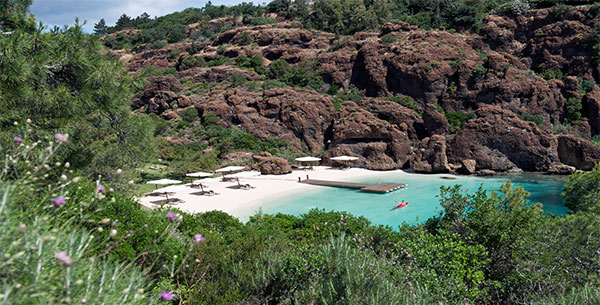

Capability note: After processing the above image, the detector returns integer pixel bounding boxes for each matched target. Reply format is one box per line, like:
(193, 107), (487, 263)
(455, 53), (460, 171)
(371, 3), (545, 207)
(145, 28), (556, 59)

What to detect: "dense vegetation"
(1, 2), (599, 304)
(2, 125), (600, 304)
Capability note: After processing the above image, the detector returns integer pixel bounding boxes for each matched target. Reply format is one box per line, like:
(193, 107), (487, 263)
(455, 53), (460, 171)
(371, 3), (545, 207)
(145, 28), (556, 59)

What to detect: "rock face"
(132, 76), (183, 116)
(120, 6), (600, 173)
(556, 135), (600, 170)
(326, 103), (413, 170)
(422, 104), (448, 136)
(458, 159), (477, 175)
(251, 152), (292, 175)
(547, 164), (576, 175)
(411, 135), (450, 173)
(447, 105), (558, 172)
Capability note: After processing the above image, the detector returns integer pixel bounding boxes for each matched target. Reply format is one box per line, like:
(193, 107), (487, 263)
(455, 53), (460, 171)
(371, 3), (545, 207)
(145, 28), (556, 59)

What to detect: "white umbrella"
(215, 166), (246, 173)
(146, 179), (182, 185)
(295, 156), (321, 170)
(330, 156), (359, 161)
(295, 156), (322, 162)
(226, 171), (261, 188)
(215, 166), (246, 181)
(186, 171), (213, 188)
(185, 171), (214, 178)
(146, 179), (182, 202)
(226, 171), (261, 178)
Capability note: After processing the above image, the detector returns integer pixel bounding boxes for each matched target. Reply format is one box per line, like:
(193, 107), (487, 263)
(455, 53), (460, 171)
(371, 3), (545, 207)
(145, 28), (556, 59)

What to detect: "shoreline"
(138, 166), (414, 219)
(137, 167), (569, 221)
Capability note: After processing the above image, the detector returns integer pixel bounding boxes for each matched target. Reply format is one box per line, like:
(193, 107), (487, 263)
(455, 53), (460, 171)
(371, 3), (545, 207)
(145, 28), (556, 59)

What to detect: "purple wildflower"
(193, 234), (204, 244)
(97, 184), (105, 192)
(51, 197), (66, 207)
(13, 137), (22, 143)
(55, 133), (68, 143)
(166, 212), (175, 221)
(160, 291), (173, 301)
(55, 251), (75, 266)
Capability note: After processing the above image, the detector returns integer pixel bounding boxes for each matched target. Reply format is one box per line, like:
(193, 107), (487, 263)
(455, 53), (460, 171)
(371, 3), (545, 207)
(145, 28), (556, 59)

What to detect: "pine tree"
(93, 18), (108, 35)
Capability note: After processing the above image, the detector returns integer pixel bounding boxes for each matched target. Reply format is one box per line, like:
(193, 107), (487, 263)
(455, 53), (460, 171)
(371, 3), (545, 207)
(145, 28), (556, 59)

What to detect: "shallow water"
(261, 172), (568, 230)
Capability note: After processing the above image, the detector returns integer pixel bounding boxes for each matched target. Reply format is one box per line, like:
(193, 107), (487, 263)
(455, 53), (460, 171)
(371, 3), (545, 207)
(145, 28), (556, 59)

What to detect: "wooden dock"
(299, 179), (406, 193)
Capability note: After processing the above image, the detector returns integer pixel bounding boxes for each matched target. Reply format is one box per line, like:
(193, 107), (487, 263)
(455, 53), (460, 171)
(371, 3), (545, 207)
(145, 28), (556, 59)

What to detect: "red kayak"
(393, 201), (408, 209)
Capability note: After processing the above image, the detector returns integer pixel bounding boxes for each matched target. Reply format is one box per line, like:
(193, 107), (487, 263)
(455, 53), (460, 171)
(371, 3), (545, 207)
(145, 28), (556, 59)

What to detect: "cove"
(261, 172), (569, 229)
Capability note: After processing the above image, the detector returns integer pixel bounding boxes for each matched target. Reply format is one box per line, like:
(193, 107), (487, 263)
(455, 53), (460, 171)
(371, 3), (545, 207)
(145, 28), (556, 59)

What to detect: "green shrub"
(148, 40), (167, 50)
(238, 32), (252, 45)
(262, 79), (288, 90)
(168, 49), (182, 62)
(180, 107), (199, 123)
(180, 55), (206, 70)
(564, 97), (582, 124)
(473, 64), (487, 77)
(381, 96), (418, 110)
(519, 113), (544, 127)
(445, 111), (476, 133)
(381, 34), (397, 44)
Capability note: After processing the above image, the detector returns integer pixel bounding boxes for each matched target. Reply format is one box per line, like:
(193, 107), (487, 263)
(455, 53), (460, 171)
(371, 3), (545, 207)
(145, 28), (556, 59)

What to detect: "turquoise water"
(262, 173), (569, 229)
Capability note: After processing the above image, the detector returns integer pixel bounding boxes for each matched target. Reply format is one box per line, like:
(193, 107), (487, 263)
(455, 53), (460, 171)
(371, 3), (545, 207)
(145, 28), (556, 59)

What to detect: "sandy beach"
(138, 166), (412, 219)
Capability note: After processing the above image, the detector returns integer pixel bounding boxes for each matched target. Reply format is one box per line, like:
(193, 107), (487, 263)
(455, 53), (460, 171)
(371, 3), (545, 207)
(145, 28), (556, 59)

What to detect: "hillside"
(108, 5), (600, 175)
(1, 1), (600, 304)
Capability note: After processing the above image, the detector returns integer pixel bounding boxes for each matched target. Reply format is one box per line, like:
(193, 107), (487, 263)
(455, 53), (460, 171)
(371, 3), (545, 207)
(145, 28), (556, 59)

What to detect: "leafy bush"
(0, 25), (156, 186)
(261, 79), (287, 90)
(473, 64), (488, 77)
(564, 97), (582, 124)
(180, 107), (199, 123)
(445, 111), (476, 133)
(238, 32), (252, 45)
(180, 55), (206, 70)
(519, 113), (544, 127)
(562, 163), (600, 212)
(381, 34), (397, 44)
(385, 96), (419, 110)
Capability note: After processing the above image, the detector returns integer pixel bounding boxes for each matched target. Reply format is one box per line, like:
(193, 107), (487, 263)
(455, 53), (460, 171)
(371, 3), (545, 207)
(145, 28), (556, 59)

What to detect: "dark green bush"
(519, 113), (544, 127)
(564, 97), (582, 124)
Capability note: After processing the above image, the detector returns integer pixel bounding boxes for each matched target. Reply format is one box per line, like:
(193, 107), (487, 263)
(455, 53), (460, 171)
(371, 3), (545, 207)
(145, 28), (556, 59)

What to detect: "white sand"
(138, 166), (414, 219)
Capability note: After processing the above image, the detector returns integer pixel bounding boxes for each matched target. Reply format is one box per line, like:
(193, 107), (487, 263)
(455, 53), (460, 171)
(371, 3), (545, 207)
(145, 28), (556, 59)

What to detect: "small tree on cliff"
(93, 18), (108, 35)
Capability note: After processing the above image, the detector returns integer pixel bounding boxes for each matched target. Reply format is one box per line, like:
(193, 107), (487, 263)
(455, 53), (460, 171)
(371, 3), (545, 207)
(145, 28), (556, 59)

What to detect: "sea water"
(261, 172), (568, 229)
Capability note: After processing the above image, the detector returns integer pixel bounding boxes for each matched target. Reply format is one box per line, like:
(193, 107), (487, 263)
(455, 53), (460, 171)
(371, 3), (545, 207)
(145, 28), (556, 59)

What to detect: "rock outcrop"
(556, 135), (600, 171)
(447, 105), (558, 172)
(251, 152), (292, 175)
(119, 6), (600, 173)
(411, 135), (450, 173)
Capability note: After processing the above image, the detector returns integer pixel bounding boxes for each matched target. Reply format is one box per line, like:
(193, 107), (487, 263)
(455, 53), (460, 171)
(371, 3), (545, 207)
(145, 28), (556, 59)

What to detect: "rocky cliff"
(123, 6), (600, 174)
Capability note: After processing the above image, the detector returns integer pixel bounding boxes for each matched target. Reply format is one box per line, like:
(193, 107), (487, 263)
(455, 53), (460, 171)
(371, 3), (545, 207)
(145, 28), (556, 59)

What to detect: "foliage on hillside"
(0, 22), (157, 187)
(2, 132), (600, 304)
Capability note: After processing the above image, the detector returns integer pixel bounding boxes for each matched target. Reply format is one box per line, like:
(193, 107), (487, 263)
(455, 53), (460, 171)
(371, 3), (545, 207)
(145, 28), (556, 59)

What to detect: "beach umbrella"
(330, 155), (359, 169)
(295, 156), (322, 162)
(215, 166), (246, 173)
(330, 156), (359, 161)
(226, 171), (261, 187)
(191, 180), (207, 192)
(146, 179), (182, 202)
(186, 171), (213, 188)
(185, 171), (213, 178)
(215, 166), (246, 180)
(295, 156), (321, 170)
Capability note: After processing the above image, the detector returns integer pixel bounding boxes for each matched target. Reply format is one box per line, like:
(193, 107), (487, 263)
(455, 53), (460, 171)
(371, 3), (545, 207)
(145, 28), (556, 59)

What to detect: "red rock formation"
(447, 105), (558, 172)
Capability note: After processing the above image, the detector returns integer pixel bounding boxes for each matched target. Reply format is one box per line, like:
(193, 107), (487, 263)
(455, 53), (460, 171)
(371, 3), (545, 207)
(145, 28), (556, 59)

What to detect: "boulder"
(422, 103), (448, 136)
(556, 135), (600, 170)
(547, 164), (577, 175)
(459, 159), (477, 175)
(410, 135), (450, 173)
(447, 105), (558, 172)
(251, 152), (292, 175)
